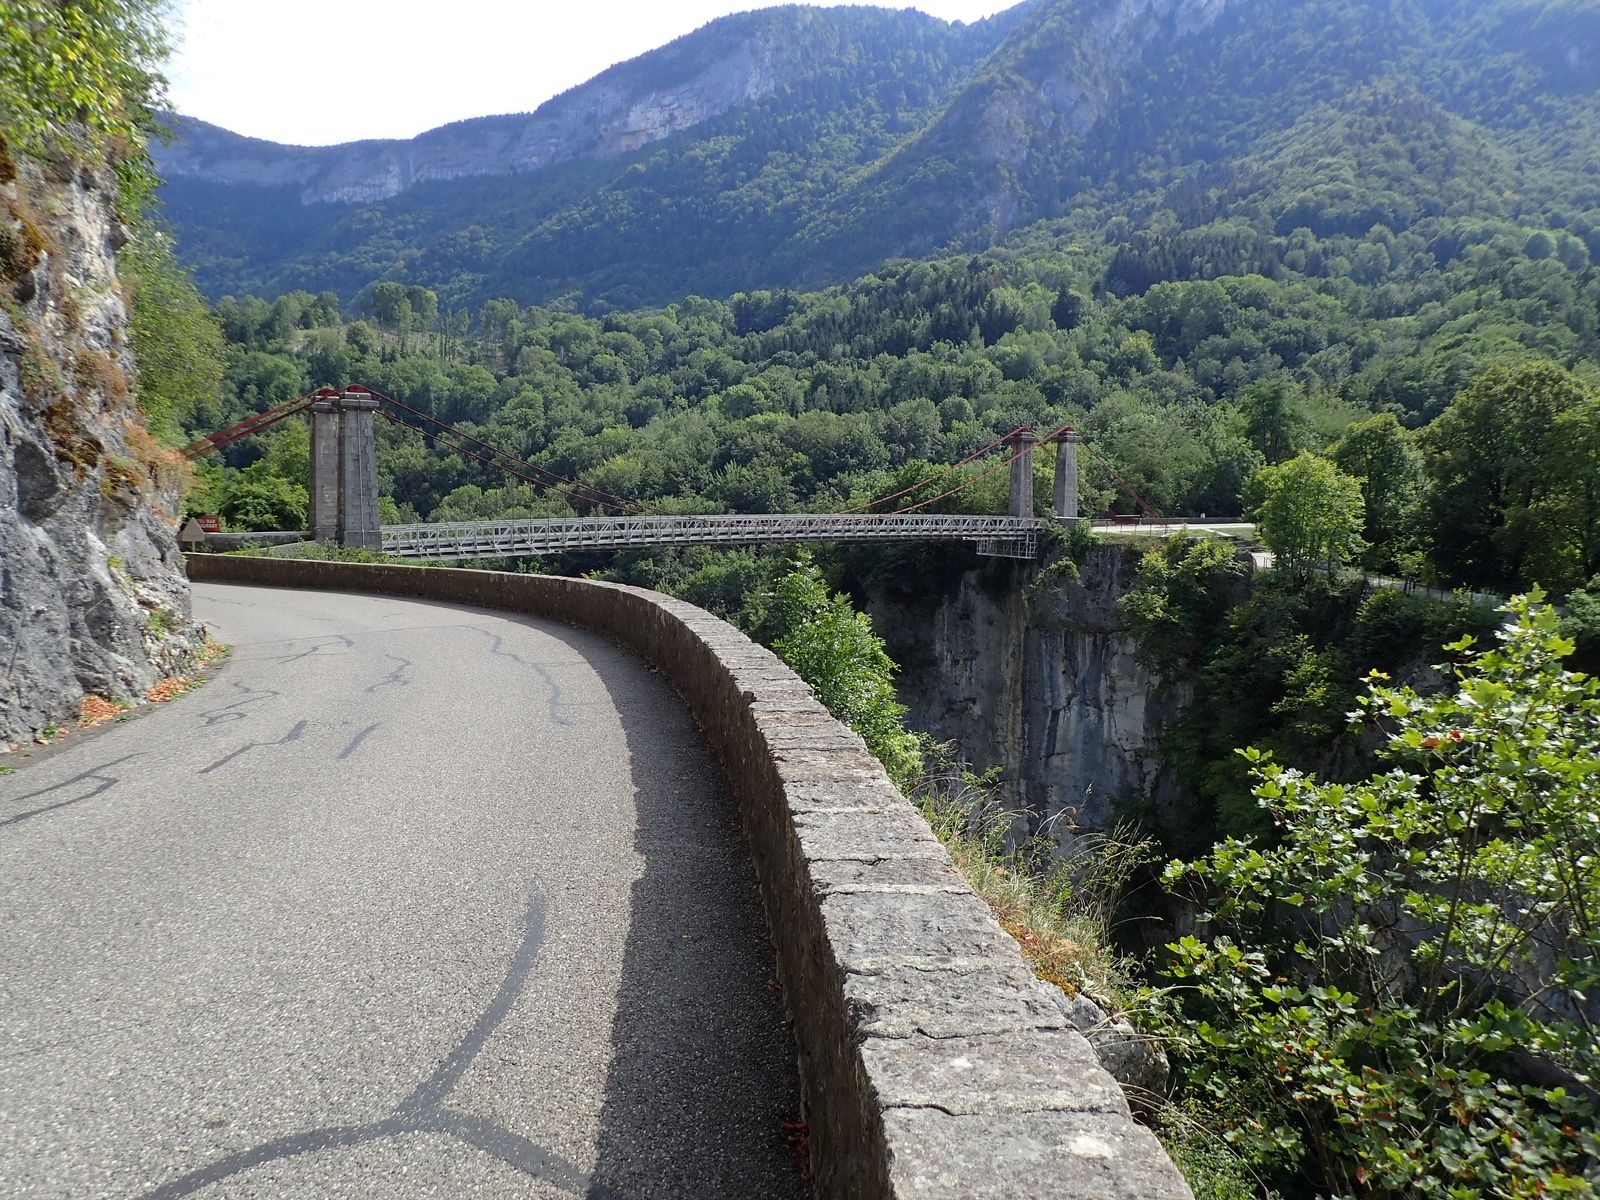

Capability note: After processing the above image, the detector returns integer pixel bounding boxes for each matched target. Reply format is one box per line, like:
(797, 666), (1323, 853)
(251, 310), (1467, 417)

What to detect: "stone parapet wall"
(185, 554), (1191, 1199)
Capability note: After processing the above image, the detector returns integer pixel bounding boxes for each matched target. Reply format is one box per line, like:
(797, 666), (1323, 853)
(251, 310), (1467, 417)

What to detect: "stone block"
(772, 744), (886, 783)
(844, 961), (1067, 1040)
(822, 888), (1019, 971)
(809, 856), (969, 897)
(863, 1030), (1130, 1118)
(883, 1109), (1193, 1199)
(763, 724), (869, 752)
(792, 805), (945, 864)
(784, 777), (904, 814)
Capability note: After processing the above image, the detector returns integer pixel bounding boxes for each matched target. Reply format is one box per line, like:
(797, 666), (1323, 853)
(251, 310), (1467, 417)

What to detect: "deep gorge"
(866, 541), (1194, 844)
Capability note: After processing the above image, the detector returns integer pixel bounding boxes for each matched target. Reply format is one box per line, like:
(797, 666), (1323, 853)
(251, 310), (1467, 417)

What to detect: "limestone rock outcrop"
(156, 16), (796, 206)
(1, 150), (202, 746)
(868, 545), (1197, 846)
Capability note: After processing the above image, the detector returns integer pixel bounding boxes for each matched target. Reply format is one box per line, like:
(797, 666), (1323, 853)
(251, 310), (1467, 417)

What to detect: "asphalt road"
(0, 583), (806, 1199)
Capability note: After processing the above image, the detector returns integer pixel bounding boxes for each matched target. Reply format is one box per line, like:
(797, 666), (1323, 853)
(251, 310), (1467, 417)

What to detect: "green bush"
(0, 0), (170, 205)
(1119, 536), (1247, 673)
(1155, 593), (1600, 1197)
(761, 554), (925, 789)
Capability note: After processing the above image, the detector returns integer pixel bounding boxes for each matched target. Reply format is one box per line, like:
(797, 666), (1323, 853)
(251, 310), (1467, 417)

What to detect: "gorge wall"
(865, 542), (1213, 845)
(0, 149), (202, 746)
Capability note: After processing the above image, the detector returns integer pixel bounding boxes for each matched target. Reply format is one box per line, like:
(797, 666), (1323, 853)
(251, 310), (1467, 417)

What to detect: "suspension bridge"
(183, 384), (1240, 561)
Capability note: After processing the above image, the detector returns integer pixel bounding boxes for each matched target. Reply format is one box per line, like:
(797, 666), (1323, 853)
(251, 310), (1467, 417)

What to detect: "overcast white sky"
(168, 0), (1019, 146)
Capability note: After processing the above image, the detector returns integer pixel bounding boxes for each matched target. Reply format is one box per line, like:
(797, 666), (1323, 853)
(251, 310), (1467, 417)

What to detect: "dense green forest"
(186, 204), (1600, 601)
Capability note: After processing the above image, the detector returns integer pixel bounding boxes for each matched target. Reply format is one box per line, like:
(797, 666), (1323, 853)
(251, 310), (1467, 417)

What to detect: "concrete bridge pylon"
(1008, 428), (1040, 519)
(1053, 429), (1083, 521)
(308, 386), (382, 550)
(1010, 426), (1084, 522)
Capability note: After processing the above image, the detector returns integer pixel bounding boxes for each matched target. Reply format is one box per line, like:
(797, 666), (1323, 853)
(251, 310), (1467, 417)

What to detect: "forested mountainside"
(156, 0), (1600, 311)
(154, 4), (1014, 307)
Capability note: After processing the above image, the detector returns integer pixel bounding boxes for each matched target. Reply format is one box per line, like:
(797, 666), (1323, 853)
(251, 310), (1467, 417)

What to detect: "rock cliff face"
(1, 150), (202, 746)
(158, 12), (811, 206)
(956, 0), (1241, 232)
(866, 544), (1195, 845)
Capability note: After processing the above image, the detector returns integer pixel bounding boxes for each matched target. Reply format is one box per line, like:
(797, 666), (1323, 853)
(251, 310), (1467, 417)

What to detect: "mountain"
(155, 5), (1015, 306)
(156, 0), (1600, 310)
(788, 0), (1600, 275)
(160, 6), (1010, 207)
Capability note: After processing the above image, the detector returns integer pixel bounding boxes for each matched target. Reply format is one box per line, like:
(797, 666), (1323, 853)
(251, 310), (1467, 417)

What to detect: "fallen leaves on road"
(78, 696), (127, 728)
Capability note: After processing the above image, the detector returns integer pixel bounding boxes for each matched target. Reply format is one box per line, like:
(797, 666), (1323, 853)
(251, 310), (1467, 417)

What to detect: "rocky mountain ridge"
(157, 5), (983, 206)
(153, 0), (1600, 309)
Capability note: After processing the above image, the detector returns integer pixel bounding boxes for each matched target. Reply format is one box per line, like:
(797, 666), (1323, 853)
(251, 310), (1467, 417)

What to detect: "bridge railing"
(381, 513), (1043, 560)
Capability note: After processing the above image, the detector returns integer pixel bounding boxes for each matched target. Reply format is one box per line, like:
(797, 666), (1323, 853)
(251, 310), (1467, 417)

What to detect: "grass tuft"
(909, 749), (1149, 1014)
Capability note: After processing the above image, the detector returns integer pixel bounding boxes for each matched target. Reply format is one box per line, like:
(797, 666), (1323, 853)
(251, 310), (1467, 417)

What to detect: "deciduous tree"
(1247, 452), (1365, 579)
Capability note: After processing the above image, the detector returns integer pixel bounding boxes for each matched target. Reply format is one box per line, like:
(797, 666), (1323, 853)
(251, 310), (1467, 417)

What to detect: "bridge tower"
(1008, 428), (1039, 519)
(308, 389), (341, 542)
(1051, 428), (1083, 520)
(307, 386), (382, 549)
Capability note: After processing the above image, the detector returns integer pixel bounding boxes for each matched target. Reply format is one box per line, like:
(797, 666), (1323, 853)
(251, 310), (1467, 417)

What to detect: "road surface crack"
(337, 723), (381, 761)
(467, 626), (572, 726)
(268, 635), (355, 665)
(138, 894), (626, 1198)
(364, 654), (413, 694)
(0, 755), (141, 829)
(195, 681), (280, 728)
(198, 721), (309, 776)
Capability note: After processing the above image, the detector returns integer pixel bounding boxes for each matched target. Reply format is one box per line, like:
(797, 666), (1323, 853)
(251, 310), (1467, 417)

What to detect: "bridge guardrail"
(184, 554), (1190, 1200)
(379, 513), (1042, 560)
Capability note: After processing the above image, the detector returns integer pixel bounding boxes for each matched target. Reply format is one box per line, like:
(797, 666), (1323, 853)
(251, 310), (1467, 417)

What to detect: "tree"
(1159, 595), (1600, 1197)
(1422, 362), (1599, 593)
(760, 558), (923, 788)
(1329, 412), (1422, 571)
(364, 282), (411, 331)
(218, 461), (308, 531)
(1247, 452), (1365, 579)
(1239, 379), (1308, 464)
(121, 226), (226, 438)
(0, 0), (169, 165)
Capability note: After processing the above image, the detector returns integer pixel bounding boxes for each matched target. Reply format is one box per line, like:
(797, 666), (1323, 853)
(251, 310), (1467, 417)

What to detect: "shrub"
(1156, 593), (1600, 1196)
(763, 555), (925, 788)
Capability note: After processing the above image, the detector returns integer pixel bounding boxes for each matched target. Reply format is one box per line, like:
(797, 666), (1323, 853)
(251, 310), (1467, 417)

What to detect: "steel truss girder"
(380, 513), (1043, 561)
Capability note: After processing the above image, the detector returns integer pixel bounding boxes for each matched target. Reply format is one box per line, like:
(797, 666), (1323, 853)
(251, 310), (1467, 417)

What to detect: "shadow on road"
(535, 624), (807, 1200)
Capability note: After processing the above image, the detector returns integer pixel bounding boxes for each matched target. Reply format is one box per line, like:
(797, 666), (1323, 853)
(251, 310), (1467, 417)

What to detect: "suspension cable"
(364, 386), (641, 514)
(375, 409), (619, 513)
(1105, 463), (1163, 519)
(839, 426), (1022, 514)
(181, 390), (325, 459)
(375, 391), (637, 514)
(890, 422), (1076, 515)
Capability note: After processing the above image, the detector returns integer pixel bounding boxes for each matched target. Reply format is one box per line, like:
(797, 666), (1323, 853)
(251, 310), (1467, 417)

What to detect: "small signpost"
(179, 517), (209, 553)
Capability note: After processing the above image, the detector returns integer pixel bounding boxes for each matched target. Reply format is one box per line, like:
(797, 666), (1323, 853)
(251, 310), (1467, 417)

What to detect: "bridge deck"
(380, 513), (1044, 561)
(199, 516), (1254, 561)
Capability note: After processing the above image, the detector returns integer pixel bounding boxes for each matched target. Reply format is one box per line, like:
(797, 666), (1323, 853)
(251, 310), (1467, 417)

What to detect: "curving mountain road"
(0, 583), (806, 1199)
